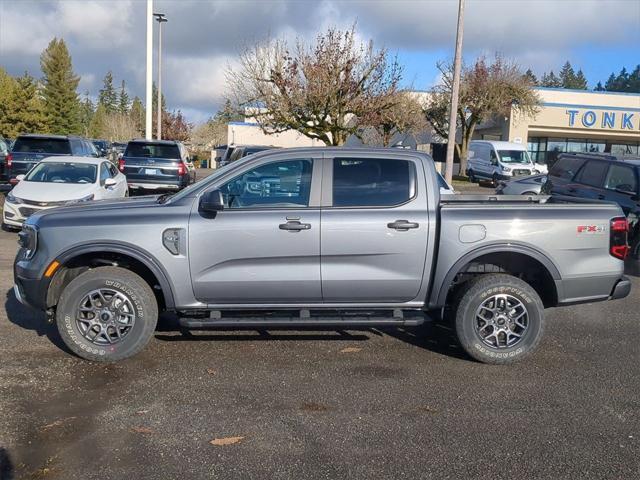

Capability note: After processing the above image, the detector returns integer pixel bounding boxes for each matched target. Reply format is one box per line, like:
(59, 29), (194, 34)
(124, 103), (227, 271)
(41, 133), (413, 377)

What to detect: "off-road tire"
(56, 267), (158, 362)
(453, 274), (545, 365)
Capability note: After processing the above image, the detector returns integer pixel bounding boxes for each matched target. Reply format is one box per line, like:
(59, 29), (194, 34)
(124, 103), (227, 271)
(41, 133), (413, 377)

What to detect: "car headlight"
(501, 166), (511, 173)
(6, 192), (24, 204)
(65, 194), (95, 205)
(18, 224), (38, 260)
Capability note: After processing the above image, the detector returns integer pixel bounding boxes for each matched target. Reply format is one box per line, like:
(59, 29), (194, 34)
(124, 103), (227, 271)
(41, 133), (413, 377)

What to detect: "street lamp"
(154, 12), (168, 140)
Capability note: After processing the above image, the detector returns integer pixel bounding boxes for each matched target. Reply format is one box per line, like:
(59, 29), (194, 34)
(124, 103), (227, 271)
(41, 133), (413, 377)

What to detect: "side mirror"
(104, 178), (117, 188)
(15, 174), (25, 182)
(199, 189), (225, 213)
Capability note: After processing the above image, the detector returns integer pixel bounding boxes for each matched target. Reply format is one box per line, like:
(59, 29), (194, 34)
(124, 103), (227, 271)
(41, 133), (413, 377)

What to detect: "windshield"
(125, 142), (180, 159)
(13, 137), (71, 154)
(25, 162), (97, 184)
(498, 150), (532, 164)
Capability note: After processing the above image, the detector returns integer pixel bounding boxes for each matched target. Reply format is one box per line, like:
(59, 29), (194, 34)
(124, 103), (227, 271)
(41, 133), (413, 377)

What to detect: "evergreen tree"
(40, 37), (82, 134)
(540, 70), (562, 87)
(99, 71), (118, 113)
(522, 69), (538, 86)
(0, 68), (19, 137)
(129, 96), (145, 136)
(89, 103), (107, 138)
(3, 72), (48, 137)
(559, 61), (577, 88)
(604, 72), (617, 91)
(594, 81), (605, 92)
(79, 91), (94, 137)
(628, 65), (640, 93)
(573, 69), (588, 90)
(118, 80), (130, 114)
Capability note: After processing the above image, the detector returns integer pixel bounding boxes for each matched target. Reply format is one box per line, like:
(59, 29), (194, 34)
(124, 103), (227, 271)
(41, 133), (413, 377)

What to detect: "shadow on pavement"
(154, 312), (466, 359)
(0, 448), (14, 480)
(624, 258), (640, 278)
(4, 289), (72, 354)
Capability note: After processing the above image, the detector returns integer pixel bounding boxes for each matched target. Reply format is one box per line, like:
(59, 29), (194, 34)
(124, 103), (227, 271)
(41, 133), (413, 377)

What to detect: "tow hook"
(46, 308), (56, 324)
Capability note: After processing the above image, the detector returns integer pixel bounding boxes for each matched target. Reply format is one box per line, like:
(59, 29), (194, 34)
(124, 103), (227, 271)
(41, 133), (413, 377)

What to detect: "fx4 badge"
(577, 225), (606, 234)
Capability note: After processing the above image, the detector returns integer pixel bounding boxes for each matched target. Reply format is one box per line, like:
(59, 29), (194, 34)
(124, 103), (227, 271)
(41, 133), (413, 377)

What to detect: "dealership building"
(226, 87), (639, 164)
(475, 87), (640, 164)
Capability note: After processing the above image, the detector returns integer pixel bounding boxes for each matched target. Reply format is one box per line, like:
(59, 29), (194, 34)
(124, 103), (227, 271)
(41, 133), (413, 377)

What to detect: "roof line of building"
(534, 86), (640, 97)
(541, 102), (640, 112)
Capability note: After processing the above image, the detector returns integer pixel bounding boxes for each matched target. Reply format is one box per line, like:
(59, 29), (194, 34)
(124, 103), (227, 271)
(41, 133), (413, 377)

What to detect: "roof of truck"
(469, 140), (527, 149)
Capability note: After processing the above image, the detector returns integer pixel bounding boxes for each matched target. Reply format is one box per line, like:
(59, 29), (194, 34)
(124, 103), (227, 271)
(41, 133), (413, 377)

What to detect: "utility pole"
(154, 13), (168, 140)
(444, 0), (465, 184)
(145, 0), (153, 140)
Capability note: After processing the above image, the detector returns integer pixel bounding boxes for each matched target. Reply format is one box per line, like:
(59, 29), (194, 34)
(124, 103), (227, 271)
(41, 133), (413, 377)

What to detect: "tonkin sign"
(566, 109), (639, 131)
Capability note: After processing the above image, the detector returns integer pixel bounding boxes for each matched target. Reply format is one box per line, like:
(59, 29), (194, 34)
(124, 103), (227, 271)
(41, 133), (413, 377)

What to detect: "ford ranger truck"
(13, 148), (631, 364)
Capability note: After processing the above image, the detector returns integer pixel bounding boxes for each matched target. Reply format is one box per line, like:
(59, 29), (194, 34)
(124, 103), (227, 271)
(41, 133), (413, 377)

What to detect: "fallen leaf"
(302, 402), (328, 412)
(41, 417), (76, 431)
(135, 410), (148, 415)
(340, 347), (362, 353)
(206, 368), (217, 375)
(131, 426), (154, 434)
(210, 436), (244, 446)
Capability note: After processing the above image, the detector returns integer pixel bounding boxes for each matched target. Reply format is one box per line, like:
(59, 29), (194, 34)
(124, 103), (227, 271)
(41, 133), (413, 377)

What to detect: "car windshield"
(125, 142), (180, 159)
(24, 162), (97, 184)
(498, 150), (531, 164)
(13, 137), (71, 154)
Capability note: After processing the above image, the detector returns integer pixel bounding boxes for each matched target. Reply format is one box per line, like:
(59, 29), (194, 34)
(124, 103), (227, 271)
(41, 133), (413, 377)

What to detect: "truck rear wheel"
(56, 267), (158, 362)
(453, 274), (545, 364)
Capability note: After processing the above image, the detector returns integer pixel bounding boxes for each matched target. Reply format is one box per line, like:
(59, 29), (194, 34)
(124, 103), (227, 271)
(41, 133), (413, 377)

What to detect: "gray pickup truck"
(14, 148), (631, 364)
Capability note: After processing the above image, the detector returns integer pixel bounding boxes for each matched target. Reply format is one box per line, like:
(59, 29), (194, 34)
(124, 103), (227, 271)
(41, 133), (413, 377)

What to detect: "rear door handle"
(597, 194), (605, 200)
(279, 220), (311, 232)
(387, 219), (419, 231)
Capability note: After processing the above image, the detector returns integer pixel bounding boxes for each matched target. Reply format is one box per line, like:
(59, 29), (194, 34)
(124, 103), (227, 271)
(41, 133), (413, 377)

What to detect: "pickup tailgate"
(432, 195), (627, 306)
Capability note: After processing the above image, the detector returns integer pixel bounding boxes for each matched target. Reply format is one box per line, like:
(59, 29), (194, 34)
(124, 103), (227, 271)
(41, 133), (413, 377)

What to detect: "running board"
(178, 309), (429, 329)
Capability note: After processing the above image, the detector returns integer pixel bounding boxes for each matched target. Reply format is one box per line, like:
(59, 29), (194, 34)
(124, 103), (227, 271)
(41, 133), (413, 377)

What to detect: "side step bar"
(178, 309), (429, 329)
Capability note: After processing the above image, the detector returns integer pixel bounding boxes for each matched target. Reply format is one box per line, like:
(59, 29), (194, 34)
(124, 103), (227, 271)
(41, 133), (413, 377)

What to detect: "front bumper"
(13, 273), (47, 310)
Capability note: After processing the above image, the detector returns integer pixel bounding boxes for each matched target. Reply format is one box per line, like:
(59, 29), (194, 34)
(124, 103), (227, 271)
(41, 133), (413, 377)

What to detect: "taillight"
(5, 153), (12, 167)
(610, 217), (629, 260)
(177, 161), (186, 176)
(118, 158), (125, 172)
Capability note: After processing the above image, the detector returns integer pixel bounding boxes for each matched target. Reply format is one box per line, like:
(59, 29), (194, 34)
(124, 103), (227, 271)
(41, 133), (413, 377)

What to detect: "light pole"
(145, 0), (153, 140)
(444, 0), (465, 184)
(154, 12), (167, 140)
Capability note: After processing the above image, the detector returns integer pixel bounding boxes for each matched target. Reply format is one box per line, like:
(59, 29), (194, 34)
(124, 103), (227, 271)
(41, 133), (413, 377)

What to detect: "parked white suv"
(466, 140), (546, 185)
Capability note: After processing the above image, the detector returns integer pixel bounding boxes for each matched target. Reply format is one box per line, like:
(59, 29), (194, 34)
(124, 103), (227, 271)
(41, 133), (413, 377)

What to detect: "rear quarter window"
(576, 160), (609, 188)
(549, 157), (585, 180)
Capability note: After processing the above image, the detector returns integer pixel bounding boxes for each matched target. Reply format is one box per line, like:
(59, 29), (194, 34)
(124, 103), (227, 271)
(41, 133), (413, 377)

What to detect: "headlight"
(18, 224), (38, 260)
(65, 194), (95, 205)
(502, 166), (511, 173)
(6, 192), (23, 204)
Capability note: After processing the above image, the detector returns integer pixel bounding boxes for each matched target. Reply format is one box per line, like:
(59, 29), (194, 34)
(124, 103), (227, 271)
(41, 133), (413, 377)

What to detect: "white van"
(466, 140), (546, 185)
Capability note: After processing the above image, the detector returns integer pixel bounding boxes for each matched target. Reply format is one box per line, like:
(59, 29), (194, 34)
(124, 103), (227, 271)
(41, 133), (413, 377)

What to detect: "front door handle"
(387, 219), (419, 231)
(279, 220), (311, 232)
(597, 194), (605, 200)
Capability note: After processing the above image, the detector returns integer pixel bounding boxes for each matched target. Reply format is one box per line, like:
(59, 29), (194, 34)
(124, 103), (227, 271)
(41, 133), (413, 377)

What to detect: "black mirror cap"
(199, 189), (225, 213)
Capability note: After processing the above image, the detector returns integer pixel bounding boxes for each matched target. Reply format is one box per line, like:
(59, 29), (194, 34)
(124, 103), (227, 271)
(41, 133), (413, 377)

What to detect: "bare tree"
(191, 119), (227, 149)
(424, 55), (541, 175)
(359, 91), (428, 147)
(227, 26), (402, 146)
(102, 112), (140, 142)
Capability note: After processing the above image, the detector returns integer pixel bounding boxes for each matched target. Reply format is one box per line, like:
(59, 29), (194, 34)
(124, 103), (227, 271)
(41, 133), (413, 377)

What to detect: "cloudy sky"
(1, 0), (639, 124)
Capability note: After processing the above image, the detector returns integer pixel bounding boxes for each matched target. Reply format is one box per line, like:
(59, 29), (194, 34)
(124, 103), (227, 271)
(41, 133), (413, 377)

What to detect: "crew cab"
(14, 148), (631, 364)
(119, 139), (195, 192)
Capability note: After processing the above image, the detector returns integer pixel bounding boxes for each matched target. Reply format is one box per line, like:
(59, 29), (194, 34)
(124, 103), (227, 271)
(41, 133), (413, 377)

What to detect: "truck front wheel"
(453, 274), (545, 364)
(56, 266), (158, 362)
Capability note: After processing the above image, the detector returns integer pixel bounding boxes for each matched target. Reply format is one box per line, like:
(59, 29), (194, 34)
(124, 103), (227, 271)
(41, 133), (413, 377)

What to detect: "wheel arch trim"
(54, 241), (176, 309)
(432, 243), (562, 307)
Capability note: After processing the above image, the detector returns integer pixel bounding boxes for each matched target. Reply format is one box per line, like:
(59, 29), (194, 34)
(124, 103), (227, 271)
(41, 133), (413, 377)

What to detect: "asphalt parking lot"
(0, 178), (639, 480)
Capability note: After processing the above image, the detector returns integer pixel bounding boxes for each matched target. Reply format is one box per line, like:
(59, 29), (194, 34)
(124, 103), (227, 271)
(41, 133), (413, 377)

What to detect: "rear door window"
(576, 160), (608, 188)
(550, 157), (585, 180)
(13, 137), (71, 154)
(125, 142), (180, 159)
(604, 164), (637, 193)
(332, 158), (415, 207)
